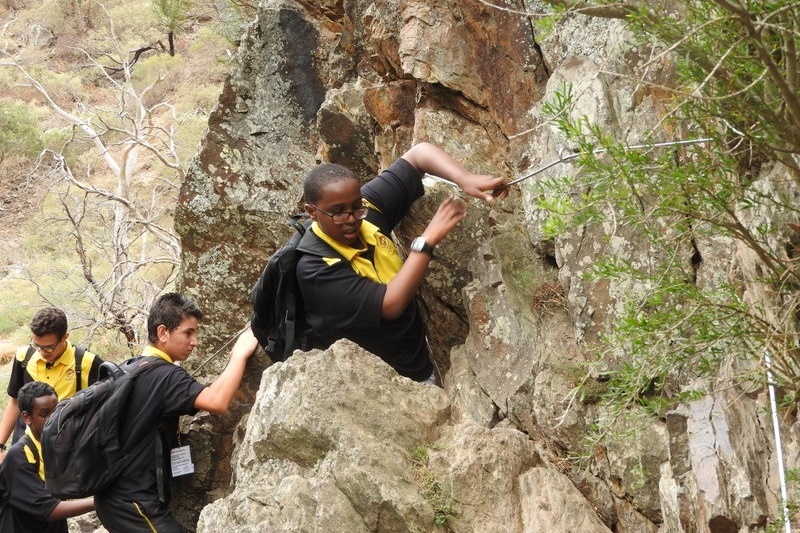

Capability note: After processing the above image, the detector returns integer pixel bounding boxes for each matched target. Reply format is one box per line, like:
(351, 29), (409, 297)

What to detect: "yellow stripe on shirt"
(23, 427), (45, 481)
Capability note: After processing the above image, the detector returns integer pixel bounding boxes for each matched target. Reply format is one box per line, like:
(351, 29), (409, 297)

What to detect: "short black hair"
(18, 381), (57, 414)
(303, 163), (357, 204)
(147, 293), (203, 343)
(30, 307), (68, 339)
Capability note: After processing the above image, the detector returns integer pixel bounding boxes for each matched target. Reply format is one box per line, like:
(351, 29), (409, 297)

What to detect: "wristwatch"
(410, 236), (435, 258)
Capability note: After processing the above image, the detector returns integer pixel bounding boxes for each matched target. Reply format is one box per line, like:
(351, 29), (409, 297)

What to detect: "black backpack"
(41, 357), (168, 499)
(250, 215), (311, 361)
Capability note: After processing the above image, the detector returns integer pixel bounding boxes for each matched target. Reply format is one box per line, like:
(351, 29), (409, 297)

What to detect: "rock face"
(198, 341), (451, 533)
(175, 0), (794, 531)
(197, 340), (616, 533)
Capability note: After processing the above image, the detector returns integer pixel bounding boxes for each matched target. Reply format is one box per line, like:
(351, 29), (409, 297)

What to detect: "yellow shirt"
(14, 343), (99, 401)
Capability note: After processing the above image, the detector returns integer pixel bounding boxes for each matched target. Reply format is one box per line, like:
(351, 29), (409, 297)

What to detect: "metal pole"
(425, 138), (713, 190)
(766, 351), (792, 532)
(505, 137), (713, 187)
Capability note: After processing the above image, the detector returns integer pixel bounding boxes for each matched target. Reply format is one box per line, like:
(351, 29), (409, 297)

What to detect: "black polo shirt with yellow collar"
(296, 157), (434, 381)
(97, 346), (206, 503)
(0, 427), (67, 533)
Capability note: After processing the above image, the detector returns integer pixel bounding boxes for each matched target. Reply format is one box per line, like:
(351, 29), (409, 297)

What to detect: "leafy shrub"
(0, 101), (43, 159)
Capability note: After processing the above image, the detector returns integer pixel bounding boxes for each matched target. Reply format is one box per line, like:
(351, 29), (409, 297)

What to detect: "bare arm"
(193, 327), (259, 414)
(48, 497), (94, 521)
(381, 195), (466, 318)
(380, 142), (505, 318)
(0, 398), (20, 463)
(401, 142), (509, 202)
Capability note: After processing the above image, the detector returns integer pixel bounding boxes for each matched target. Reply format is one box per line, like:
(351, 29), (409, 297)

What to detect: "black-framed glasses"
(307, 204), (368, 224)
(30, 337), (63, 353)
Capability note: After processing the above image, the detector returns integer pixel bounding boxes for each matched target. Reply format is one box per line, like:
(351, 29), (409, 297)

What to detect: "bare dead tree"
(1, 26), (184, 346)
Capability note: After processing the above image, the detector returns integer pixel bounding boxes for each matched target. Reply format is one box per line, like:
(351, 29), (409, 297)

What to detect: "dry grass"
(531, 281), (566, 315)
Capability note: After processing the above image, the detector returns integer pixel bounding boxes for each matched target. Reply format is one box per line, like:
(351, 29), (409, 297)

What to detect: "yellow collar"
(36, 342), (76, 369)
(142, 345), (175, 363)
(310, 219), (389, 259)
(310, 219), (402, 284)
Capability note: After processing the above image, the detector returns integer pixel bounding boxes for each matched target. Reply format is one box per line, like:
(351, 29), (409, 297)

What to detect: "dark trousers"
(94, 497), (185, 533)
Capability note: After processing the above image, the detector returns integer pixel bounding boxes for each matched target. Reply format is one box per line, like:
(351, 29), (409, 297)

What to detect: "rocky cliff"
(174, 0), (796, 531)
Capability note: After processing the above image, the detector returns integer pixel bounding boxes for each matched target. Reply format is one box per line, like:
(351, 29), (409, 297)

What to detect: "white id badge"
(170, 445), (195, 477)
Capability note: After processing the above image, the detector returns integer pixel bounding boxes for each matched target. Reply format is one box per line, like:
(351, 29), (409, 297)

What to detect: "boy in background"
(0, 307), (104, 455)
(0, 381), (95, 532)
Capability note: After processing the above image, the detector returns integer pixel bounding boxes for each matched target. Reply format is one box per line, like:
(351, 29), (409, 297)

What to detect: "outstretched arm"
(49, 497), (94, 521)
(194, 326), (259, 414)
(401, 142), (509, 202)
(380, 142), (505, 319)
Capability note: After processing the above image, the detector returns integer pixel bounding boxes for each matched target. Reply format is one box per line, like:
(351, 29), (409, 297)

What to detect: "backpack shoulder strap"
(288, 213), (307, 235)
(283, 216), (308, 359)
(102, 355), (169, 380)
(118, 356), (171, 498)
(17, 345), (36, 385)
(128, 356), (170, 376)
(22, 345), (35, 366)
(295, 222), (342, 260)
(74, 346), (86, 392)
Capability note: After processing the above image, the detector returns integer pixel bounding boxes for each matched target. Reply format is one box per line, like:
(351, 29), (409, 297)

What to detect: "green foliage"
(532, 3), (567, 40)
(540, 82), (796, 425)
(26, 67), (84, 108)
(0, 0), (231, 352)
(623, 1), (800, 161)
(0, 279), (40, 338)
(212, 0), (255, 44)
(130, 53), (182, 92)
(103, 2), (162, 47)
(39, 0), (103, 37)
(534, 0), (800, 451)
(41, 127), (73, 153)
(188, 26), (235, 58)
(411, 446), (429, 463)
(411, 444), (455, 528)
(0, 101), (43, 159)
(152, 0), (191, 33)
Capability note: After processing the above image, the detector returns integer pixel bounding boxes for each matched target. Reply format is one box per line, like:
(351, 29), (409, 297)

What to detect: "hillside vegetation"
(0, 0), (249, 365)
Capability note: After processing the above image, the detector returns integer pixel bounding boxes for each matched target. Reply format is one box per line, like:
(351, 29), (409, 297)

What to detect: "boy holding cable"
(296, 142), (507, 384)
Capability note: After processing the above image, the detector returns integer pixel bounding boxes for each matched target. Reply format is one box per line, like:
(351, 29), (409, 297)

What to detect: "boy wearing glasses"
(0, 381), (95, 532)
(296, 142), (507, 383)
(0, 307), (104, 458)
